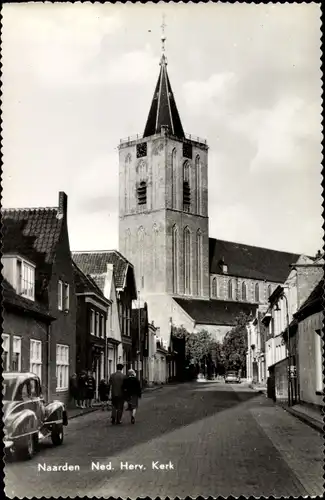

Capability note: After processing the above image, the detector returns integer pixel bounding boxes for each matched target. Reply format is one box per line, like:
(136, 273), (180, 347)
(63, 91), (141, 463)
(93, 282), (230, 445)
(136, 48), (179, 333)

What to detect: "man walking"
(108, 364), (126, 425)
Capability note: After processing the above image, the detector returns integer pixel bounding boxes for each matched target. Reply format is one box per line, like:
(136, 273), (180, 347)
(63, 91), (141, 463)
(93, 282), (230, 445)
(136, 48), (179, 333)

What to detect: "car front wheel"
(51, 424), (64, 446)
(15, 433), (38, 460)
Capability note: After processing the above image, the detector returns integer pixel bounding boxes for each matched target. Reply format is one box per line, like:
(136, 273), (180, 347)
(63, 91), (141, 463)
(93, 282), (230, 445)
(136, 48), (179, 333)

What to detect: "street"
(5, 381), (323, 498)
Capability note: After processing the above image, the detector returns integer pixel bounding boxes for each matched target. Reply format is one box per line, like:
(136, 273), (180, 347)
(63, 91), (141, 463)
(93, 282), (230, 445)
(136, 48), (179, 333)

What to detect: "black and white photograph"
(1, 2), (323, 498)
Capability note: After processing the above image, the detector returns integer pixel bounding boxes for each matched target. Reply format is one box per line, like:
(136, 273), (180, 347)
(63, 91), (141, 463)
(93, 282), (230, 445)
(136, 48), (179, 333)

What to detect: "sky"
(2, 2), (323, 256)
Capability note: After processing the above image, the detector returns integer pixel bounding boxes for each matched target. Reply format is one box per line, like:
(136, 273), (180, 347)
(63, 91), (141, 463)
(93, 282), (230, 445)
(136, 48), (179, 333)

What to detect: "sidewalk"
(248, 385), (323, 434)
(67, 384), (165, 420)
(281, 403), (323, 434)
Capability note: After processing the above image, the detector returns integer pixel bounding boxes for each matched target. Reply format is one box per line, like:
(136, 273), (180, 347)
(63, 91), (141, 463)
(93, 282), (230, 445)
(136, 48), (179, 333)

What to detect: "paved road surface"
(5, 381), (323, 498)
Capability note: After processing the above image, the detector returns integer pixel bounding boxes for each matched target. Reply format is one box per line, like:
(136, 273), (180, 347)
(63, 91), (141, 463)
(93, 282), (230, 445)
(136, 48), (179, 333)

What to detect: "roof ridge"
(72, 249), (134, 268)
(210, 237), (301, 256)
(2, 206), (58, 212)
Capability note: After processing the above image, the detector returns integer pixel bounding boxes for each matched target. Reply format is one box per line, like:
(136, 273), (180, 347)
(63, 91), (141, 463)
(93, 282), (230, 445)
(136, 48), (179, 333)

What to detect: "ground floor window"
(2, 334), (10, 371)
(12, 336), (21, 371)
(56, 344), (69, 391)
(30, 339), (42, 381)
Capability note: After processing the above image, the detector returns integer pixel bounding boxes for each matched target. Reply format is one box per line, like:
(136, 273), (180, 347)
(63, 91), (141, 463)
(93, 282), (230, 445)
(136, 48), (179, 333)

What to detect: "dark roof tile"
(209, 238), (301, 283)
(174, 298), (258, 326)
(72, 251), (134, 292)
(2, 207), (63, 267)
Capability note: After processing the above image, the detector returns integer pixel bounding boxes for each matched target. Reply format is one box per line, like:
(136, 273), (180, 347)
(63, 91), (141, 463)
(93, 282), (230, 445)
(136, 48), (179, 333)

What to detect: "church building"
(118, 38), (301, 346)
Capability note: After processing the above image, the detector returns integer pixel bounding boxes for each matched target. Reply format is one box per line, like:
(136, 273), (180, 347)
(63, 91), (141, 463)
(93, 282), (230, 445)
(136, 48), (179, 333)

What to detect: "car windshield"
(2, 377), (17, 401)
(227, 372), (237, 376)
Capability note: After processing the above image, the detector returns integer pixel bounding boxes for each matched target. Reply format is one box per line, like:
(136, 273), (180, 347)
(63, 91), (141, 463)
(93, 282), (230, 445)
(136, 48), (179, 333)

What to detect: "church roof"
(209, 238), (301, 283)
(143, 54), (185, 139)
(174, 298), (258, 326)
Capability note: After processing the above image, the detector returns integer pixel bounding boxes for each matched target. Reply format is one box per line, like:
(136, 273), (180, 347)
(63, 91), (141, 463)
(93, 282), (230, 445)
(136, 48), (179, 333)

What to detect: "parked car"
(3, 372), (68, 460)
(224, 371), (241, 383)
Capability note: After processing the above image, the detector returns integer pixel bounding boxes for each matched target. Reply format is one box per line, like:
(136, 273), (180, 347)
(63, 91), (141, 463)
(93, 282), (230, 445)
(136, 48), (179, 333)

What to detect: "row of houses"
(246, 253), (323, 411)
(2, 192), (181, 406)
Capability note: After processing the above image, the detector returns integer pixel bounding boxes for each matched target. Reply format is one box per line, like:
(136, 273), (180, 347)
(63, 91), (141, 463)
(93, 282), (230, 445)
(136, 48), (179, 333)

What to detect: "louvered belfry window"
(183, 161), (191, 212)
(137, 181), (147, 205)
(183, 142), (192, 159)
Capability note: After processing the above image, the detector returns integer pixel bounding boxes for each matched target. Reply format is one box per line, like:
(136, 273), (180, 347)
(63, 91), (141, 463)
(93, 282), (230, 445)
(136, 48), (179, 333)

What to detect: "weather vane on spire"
(161, 13), (167, 55)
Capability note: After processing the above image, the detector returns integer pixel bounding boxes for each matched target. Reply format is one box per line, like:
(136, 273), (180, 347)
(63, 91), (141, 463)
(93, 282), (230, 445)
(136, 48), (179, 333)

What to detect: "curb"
(281, 405), (323, 435)
(67, 407), (100, 420)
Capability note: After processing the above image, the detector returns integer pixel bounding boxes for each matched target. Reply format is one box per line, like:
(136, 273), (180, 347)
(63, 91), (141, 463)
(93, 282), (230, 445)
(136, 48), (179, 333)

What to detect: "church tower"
(118, 26), (210, 342)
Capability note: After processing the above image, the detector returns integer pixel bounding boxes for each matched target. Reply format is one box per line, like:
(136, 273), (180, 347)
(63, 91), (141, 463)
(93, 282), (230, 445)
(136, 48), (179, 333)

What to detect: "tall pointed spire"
(143, 16), (185, 139)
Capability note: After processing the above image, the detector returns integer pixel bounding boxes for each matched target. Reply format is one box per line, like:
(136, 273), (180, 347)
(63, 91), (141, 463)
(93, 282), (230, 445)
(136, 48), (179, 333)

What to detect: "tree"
(172, 326), (217, 378)
(222, 312), (250, 373)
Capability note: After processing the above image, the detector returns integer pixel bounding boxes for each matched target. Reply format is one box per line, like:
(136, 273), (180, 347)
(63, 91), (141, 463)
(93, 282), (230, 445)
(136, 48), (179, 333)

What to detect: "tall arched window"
(125, 229), (131, 259)
(228, 279), (233, 299)
(212, 277), (217, 297)
(152, 224), (159, 281)
(183, 161), (191, 212)
(184, 227), (191, 294)
(125, 154), (132, 212)
(138, 226), (145, 289)
(255, 283), (260, 302)
(242, 282), (247, 301)
(171, 148), (177, 209)
(195, 155), (201, 214)
(196, 230), (202, 296)
(172, 225), (178, 293)
(267, 284), (272, 298)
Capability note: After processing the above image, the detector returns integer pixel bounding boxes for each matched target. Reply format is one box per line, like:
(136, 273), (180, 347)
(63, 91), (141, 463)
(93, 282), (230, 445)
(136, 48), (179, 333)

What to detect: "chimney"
(58, 192), (68, 219)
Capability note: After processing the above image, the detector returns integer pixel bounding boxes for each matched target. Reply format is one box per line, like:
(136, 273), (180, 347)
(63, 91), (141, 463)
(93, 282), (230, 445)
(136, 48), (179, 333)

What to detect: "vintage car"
(224, 371), (241, 384)
(3, 372), (68, 460)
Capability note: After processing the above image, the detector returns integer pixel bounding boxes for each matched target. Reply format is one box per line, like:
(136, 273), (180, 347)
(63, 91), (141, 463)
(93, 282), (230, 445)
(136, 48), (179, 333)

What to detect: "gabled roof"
(174, 298), (258, 327)
(72, 250), (137, 299)
(3, 278), (55, 322)
(209, 238), (301, 283)
(294, 278), (324, 321)
(2, 192), (67, 268)
(143, 55), (185, 139)
(72, 261), (108, 302)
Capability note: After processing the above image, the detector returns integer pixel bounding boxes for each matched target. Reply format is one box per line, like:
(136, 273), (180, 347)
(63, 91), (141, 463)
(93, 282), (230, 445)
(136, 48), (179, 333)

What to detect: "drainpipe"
(47, 323), (51, 403)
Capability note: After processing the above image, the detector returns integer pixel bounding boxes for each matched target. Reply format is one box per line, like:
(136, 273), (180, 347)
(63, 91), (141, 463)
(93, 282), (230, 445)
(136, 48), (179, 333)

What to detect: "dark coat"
(98, 381), (109, 401)
(123, 376), (142, 400)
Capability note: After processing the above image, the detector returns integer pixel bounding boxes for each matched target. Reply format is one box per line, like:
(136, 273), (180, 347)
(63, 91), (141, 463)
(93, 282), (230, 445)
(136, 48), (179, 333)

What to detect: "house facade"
(2, 278), (55, 401)
(73, 262), (111, 396)
(257, 256), (323, 403)
(2, 192), (77, 406)
(292, 278), (323, 409)
(72, 250), (137, 373)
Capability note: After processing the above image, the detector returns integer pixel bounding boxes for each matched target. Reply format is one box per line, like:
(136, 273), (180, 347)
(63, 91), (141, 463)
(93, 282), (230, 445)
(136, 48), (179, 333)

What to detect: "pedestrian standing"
(78, 370), (87, 409)
(108, 364), (126, 425)
(123, 369), (142, 424)
(70, 373), (79, 408)
(86, 370), (96, 408)
(99, 379), (109, 410)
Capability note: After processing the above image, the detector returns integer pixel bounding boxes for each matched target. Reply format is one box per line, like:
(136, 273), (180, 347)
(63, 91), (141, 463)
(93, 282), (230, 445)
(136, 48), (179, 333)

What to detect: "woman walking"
(98, 378), (109, 410)
(70, 373), (79, 408)
(86, 370), (96, 408)
(123, 369), (142, 424)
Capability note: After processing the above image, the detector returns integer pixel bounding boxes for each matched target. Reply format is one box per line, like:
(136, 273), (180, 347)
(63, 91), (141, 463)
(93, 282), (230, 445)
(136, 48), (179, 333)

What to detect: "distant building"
(2, 192), (76, 405)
